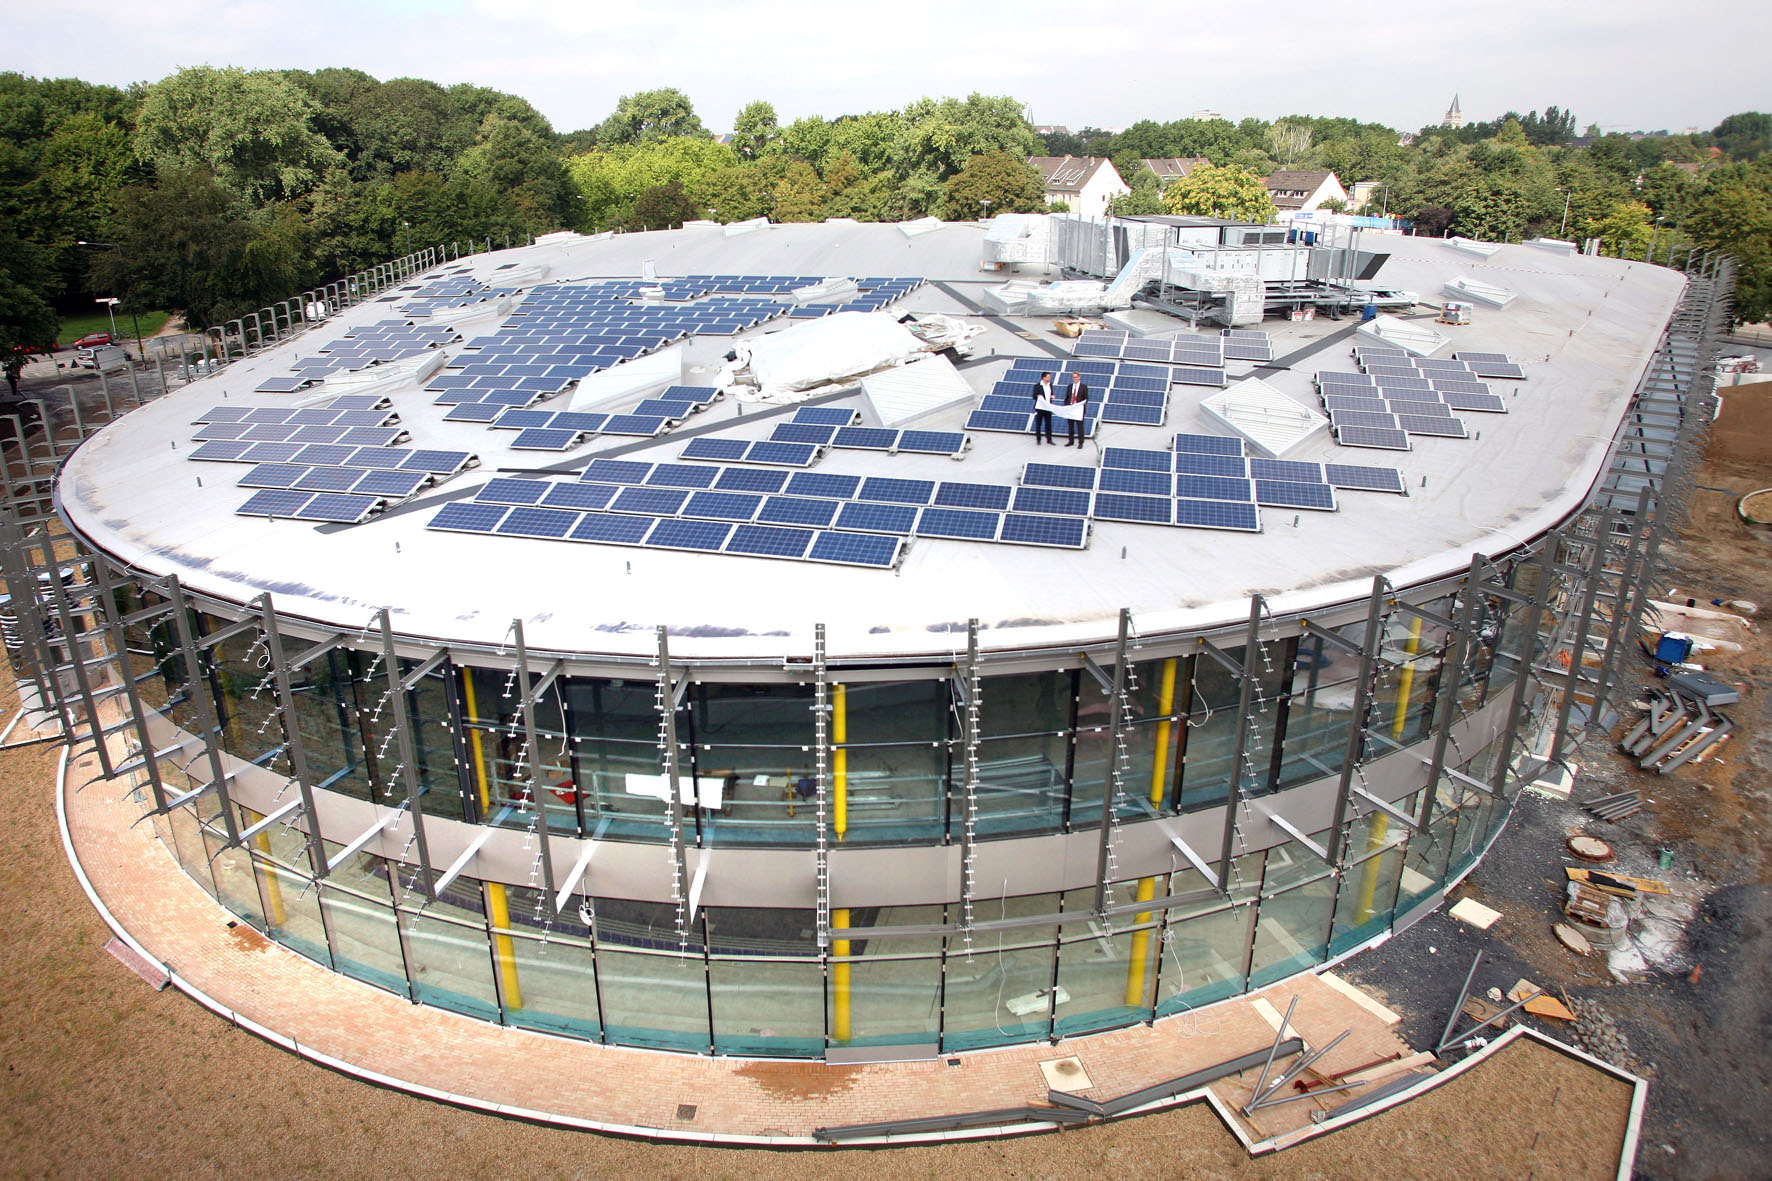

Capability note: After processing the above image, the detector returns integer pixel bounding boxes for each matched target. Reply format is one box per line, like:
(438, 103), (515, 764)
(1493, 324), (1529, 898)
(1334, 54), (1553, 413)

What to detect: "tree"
(731, 100), (779, 160)
(566, 136), (736, 230)
(455, 114), (573, 232)
(133, 66), (340, 205)
(634, 180), (694, 230)
(1685, 162), (1772, 323)
(0, 230), (59, 368)
(938, 151), (1044, 219)
(897, 94), (1038, 181)
(1582, 200), (1654, 257)
(596, 88), (709, 146)
(1162, 162), (1275, 222)
(1712, 112), (1771, 161)
(1267, 121), (1313, 168)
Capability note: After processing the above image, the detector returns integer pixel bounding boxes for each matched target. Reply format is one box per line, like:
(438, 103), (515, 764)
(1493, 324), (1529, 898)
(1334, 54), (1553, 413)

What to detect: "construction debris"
(1554, 921), (1596, 957)
(1567, 833), (1617, 861)
(1621, 682), (1736, 774)
(1566, 866), (1670, 896)
(1448, 897), (1502, 929)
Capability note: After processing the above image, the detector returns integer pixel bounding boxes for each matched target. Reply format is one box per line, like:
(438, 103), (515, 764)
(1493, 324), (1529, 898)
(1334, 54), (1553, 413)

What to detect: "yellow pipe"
(1124, 659), (1176, 1007)
(247, 808), (287, 927)
(1356, 617), (1424, 924)
(1123, 876), (1158, 1007)
(832, 907), (851, 1041)
(833, 683), (847, 841)
(462, 669), (522, 1009)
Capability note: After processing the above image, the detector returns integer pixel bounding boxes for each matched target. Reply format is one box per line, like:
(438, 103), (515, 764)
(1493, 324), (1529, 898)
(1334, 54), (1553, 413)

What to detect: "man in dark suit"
(1059, 371), (1089, 446)
(1031, 371), (1056, 444)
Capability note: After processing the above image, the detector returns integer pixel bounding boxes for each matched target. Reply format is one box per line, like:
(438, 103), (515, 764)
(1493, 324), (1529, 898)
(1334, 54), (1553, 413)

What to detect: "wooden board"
(1566, 866), (1671, 895)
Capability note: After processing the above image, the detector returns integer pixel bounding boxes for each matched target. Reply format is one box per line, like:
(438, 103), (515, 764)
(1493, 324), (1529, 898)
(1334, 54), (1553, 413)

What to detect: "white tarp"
(862, 354), (976, 428)
(568, 342), (686, 410)
(744, 312), (929, 400)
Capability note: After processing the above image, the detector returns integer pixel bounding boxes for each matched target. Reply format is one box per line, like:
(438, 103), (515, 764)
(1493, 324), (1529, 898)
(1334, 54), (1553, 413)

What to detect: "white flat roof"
(58, 224), (1686, 664)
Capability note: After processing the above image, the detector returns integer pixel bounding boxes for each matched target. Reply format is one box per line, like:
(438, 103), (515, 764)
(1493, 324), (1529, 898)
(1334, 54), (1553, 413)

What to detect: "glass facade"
(81, 560), (1546, 1061)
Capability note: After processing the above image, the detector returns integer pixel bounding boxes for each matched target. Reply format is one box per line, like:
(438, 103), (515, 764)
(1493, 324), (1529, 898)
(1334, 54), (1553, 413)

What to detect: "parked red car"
(71, 332), (112, 349)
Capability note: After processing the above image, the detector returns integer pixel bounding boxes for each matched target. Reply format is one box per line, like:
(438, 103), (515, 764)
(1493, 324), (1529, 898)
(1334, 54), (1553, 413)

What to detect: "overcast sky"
(15, 0), (1769, 137)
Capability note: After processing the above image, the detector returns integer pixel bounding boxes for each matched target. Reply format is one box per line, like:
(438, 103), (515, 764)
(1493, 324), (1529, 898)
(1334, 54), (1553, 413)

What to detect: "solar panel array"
(966, 358), (1173, 434)
(254, 321), (461, 393)
(770, 408), (971, 458)
(450, 386), (721, 449)
(1221, 329), (1275, 362)
(1314, 346), (1513, 451)
(1071, 330), (1228, 384)
(399, 276), (521, 319)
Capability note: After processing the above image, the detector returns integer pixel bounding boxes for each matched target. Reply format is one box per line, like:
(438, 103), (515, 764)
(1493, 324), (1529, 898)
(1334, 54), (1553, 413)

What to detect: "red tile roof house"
(1028, 155), (1129, 219)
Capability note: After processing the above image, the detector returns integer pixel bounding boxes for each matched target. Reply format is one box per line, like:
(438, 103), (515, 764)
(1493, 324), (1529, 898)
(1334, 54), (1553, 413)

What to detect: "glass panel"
(204, 814), (265, 930)
(1276, 623), (1363, 791)
(254, 857), (331, 964)
(940, 893), (1058, 1050)
(500, 932), (601, 1039)
(208, 621), (285, 767)
(318, 850), (407, 996)
(1156, 866), (1257, 1013)
(596, 948), (709, 1052)
(1178, 645), (1285, 807)
(1249, 873), (1336, 987)
(709, 958), (825, 1056)
(1055, 907), (1159, 1037)
(832, 905), (942, 1050)
(837, 679), (948, 844)
(164, 791), (216, 899)
(974, 670), (1071, 835)
(1400, 780), (1462, 911)
(402, 900), (498, 1021)
(287, 648), (375, 802)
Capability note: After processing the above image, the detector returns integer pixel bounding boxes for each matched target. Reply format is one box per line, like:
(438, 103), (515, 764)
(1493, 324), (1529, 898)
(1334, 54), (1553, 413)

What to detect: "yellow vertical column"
(1125, 658), (1177, 1007)
(246, 808), (288, 927)
(461, 670), (522, 1008)
(830, 683), (851, 1040)
(1356, 616), (1422, 924)
(832, 908), (851, 1042)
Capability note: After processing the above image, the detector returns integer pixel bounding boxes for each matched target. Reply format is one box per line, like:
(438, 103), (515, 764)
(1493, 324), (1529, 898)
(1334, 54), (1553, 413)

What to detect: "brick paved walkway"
(59, 743), (1410, 1144)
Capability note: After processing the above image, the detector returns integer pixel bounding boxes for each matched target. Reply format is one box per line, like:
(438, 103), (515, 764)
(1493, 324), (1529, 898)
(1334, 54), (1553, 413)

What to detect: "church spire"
(1444, 93), (1465, 129)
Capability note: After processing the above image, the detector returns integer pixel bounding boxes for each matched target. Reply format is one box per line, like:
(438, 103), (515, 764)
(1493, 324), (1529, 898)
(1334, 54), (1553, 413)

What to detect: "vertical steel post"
(1214, 596), (1265, 887)
(166, 577), (240, 843)
(1093, 607), (1133, 912)
(258, 596), (328, 876)
(1325, 578), (1389, 867)
(378, 608), (434, 899)
(512, 620), (558, 916)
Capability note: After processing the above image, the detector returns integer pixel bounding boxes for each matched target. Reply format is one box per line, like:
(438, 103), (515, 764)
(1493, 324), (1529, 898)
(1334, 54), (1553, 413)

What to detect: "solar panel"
(444, 402), (505, 423)
(683, 491), (763, 521)
(1173, 452), (1250, 479)
(1463, 360), (1526, 380)
(569, 513), (656, 545)
(540, 482), (620, 511)
(713, 467), (791, 494)
(190, 441), (256, 462)
(746, 441), (821, 467)
(294, 494), (381, 523)
(493, 409), (555, 430)
(1430, 378), (1494, 397)
(681, 438), (751, 462)
(1012, 486), (1092, 516)
(1325, 464), (1408, 494)
(1323, 395), (1392, 414)
(1021, 462), (1096, 490)
(497, 507), (581, 538)
(1092, 493), (1171, 524)
(1331, 410), (1402, 430)
(193, 423), (252, 441)
(1102, 447), (1173, 472)
(791, 407), (860, 426)
(772, 423), (837, 445)
(1248, 458), (1324, 483)
(786, 472), (861, 499)
(836, 501), (919, 533)
(758, 496), (840, 527)
(512, 427), (583, 451)
(645, 464), (720, 489)
(612, 486), (692, 515)
(831, 426), (899, 451)
(1172, 433), (1244, 457)
(238, 463), (309, 489)
(241, 442), (306, 464)
(1173, 498), (1261, 532)
(402, 449), (475, 474)
(898, 430), (968, 456)
(965, 410), (1033, 433)
(1441, 390), (1508, 413)
(1171, 366), (1228, 388)
(1384, 398), (1452, 418)
(602, 414), (671, 436)
(1098, 468), (1173, 496)
(479, 477), (552, 505)
(1255, 480), (1337, 510)
(646, 518), (733, 551)
(933, 482), (1014, 511)
(724, 524), (814, 559)
(194, 407), (252, 424)
(352, 469), (428, 499)
(807, 532), (902, 569)
(294, 466), (368, 493)
(999, 513), (1088, 549)
(1334, 426), (1412, 450)
(1174, 474), (1253, 501)
(1453, 351), (1513, 363)
(917, 508), (1001, 541)
(1397, 415), (1469, 438)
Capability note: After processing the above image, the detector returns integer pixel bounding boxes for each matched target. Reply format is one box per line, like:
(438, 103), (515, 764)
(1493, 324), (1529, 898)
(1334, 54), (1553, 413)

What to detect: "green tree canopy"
(596, 88), (709, 146)
(731, 100), (779, 160)
(938, 150), (1044, 219)
(1713, 112), (1771, 161)
(133, 66), (340, 204)
(1161, 162), (1275, 222)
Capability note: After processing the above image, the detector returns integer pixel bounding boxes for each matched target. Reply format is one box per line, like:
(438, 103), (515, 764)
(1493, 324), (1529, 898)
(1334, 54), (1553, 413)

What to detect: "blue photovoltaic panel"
(582, 459), (653, 484)
(512, 427), (583, 451)
(325, 395), (389, 410)
(540, 482), (619, 511)
(493, 409), (554, 430)
(353, 469), (428, 498)
(1255, 480), (1337, 510)
(602, 414), (670, 436)
(786, 472), (861, 500)
(746, 441), (821, 466)
(832, 427), (899, 450)
(1385, 399), (1452, 418)
(1173, 498), (1261, 532)
(569, 513), (656, 545)
(1101, 447), (1173, 473)
(1330, 410), (1401, 430)
(934, 482), (1014, 511)
(857, 477), (935, 505)
(445, 403), (505, 423)
(1373, 375), (1433, 392)
(1171, 366), (1227, 388)
(551, 413), (608, 432)
(497, 507), (580, 538)
(898, 431), (967, 455)
(1453, 351), (1511, 364)
(1323, 395), (1392, 414)
(999, 513), (1088, 548)
(629, 399), (693, 418)
(1335, 425), (1412, 451)
(1430, 378), (1492, 396)
(193, 423), (252, 441)
(240, 425), (300, 443)
(1398, 415), (1468, 438)
(239, 463), (309, 489)
(243, 409), (298, 424)
(808, 532), (901, 569)
(1021, 462), (1096, 490)
(1248, 458), (1324, 483)
(772, 423), (837, 445)
(758, 496), (840, 527)
(195, 406), (253, 424)
(1172, 433), (1244, 457)
(402, 449), (475, 474)
(429, 502), (509, 533)
(190, 441), (255, 462)
(289, 444), (358, 467)
(965, 410), (1032, 433)
(1100, 403), (1166, 426)
(646, 518), (733, 551)
(294, 466), (367, 493)
(1174, 474), (1253, 501)
(1175, 452), (1250, 478)
(836, 501), (918, 534)
(294, 494), (380, 523)
(1012, 486), (1092, 517)
(338, 428), (406, 448)
(1442, 390), (1508, 413)
(1415, 358), (1472, 373)
(724, 524), (814, 559)
(1092, 493), (1171, 524)
(1098, 468), (1173, 496)
(681, 437), (751, 462)
(917, 508), (1000, 540)
(713, 467), (790, 494)
(645, 464), (720, 489)
(791, 407), (860, 426)
(683, 491), (762, 521)
(612, 486), (692, 515)
(478, 477), (551, 505)
(241, 443), (306, 463)
(1325, 464), (1408, 494)
(1465, 360), (1526, 379)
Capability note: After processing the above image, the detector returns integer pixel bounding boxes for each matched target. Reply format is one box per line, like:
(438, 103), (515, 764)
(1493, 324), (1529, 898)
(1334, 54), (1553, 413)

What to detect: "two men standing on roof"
(1032, 370), (1089, 447)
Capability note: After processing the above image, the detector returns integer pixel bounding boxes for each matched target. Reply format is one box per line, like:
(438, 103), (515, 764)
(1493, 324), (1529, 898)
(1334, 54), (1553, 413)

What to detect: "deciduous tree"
(1161, 162), (1275, 222)
(133, 66), (339, 205)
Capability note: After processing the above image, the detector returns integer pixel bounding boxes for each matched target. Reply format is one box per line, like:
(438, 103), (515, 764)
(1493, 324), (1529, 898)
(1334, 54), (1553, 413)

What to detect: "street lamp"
(75, 240), (144, 359)
(1554, 188), (1573, 238)
(980, 198), (992, 221)
(1376, 182), (1390, 219)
